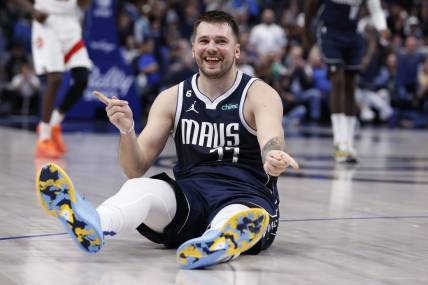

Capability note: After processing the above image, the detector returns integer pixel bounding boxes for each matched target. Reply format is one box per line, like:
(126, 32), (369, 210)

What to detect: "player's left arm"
(246, 80), (299, 176)
(77, 0), (92, 10)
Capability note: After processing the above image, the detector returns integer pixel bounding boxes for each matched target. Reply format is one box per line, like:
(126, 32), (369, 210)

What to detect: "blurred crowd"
(0, 0), (428, 128)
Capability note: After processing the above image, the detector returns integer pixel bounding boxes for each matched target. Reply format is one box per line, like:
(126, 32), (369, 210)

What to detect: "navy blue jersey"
(136, 71), (280, 248)
(172, 70), (272, 188)
(318, 0), (366, 31)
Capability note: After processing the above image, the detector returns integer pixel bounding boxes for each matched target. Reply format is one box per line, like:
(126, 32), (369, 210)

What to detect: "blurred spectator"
(307, 46), (331, 97)
(229, 6), (251, 33)
(249, 8), (287, 61)
(9, 62), (40, 115)
(307, 46), (330, 120)
(275, 74), (307, 127)
(416, 57), (428, 110)
(280, 1), (302, 46)
(238, 49), (255, 76)
(225, 0), (260, 25)
(418, 1), (428, 43)
(374, 52), (398, 94)
(160, 39), (196, 88)
(238, 30), (258, 67)
(386, 2), (407, 39)
(133, 4), (151, 44)
(121, 35), (140, 66)
(285, 45), (322, 122)
(118, 11), (134, 46)
(356, 17), (393, 123)
(179, 1), (200, 40)
(3, 42), (30, 82)
(136, 37), (161, 116)
(203, 0), (225, 12)
(395, 35), (424, 107)
(403, 16), (422, 38)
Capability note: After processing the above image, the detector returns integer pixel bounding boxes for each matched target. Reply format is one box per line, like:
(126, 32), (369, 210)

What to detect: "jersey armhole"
(172, 82), (184, 138)
(239, 78), (258, 136)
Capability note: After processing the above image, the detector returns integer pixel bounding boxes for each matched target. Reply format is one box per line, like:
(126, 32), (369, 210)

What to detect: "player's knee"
(71, 67), (89, 91)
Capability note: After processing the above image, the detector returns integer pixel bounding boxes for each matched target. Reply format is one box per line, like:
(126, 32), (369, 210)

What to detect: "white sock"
(49, 109), (65, 126)
(96, 178), (177, 236)
(39, 122), (51, 140)
(345, 116), (357, 149)
(331, 113), (345, 146)
(208, 204), (250, 232)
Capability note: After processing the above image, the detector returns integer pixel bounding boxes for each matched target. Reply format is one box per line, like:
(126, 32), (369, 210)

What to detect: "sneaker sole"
(336, 155), (358, 164)
(177, 208), (269, 269)
(346, 156), (359, 164)
(36, 163), (102, 253)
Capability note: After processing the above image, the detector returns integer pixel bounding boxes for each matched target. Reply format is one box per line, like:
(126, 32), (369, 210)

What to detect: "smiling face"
(192, 22), (240, 79)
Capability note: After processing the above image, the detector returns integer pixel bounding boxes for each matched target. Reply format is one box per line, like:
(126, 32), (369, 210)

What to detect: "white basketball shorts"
(31, 15), (92, 75)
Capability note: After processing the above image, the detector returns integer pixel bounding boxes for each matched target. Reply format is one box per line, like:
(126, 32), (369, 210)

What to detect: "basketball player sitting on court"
(36, 11), (299, 269)
(17, 0), (92, 158)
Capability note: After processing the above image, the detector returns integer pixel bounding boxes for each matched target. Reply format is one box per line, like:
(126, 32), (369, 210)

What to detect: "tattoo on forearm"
(262, 137), (285, 163)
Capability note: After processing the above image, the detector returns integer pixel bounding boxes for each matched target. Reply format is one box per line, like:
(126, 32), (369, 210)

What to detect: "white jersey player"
(32, 0), (92, 75)
(16, 0), (93, 158)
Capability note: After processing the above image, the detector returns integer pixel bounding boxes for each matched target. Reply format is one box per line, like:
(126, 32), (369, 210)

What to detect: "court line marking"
(0, 233), (67, 241)
(1, 215), (428, 241)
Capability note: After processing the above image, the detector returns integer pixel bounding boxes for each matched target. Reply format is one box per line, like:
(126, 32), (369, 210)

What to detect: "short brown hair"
(191, 10), (240, 42)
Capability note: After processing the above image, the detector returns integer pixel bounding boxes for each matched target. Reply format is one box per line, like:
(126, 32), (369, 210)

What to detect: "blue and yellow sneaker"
(36, 163), (103, 253)
(177, 208), (269, 269)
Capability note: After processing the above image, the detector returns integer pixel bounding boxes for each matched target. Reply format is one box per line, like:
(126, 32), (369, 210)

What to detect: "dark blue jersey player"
(305, 0), (388, 163)
(35, 11), (299, 270)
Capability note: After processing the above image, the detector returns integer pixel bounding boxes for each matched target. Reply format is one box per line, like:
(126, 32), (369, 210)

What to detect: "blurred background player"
(304, 0), (389, 163)
(16, 0), (92, 158)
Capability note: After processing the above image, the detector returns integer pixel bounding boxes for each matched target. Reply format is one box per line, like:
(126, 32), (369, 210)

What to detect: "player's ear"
(235, 43), (240, 60)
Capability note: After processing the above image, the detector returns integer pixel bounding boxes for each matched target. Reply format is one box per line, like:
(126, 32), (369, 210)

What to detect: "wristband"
(119, 121), (134, 135)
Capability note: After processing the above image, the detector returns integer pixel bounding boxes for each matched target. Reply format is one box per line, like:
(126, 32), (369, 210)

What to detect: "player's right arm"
(95, 86), (177, 178)
(118, 87), (177, 178)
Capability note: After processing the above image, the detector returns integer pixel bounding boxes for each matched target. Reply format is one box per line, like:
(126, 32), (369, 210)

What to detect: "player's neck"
(198, 66), (238, 100)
